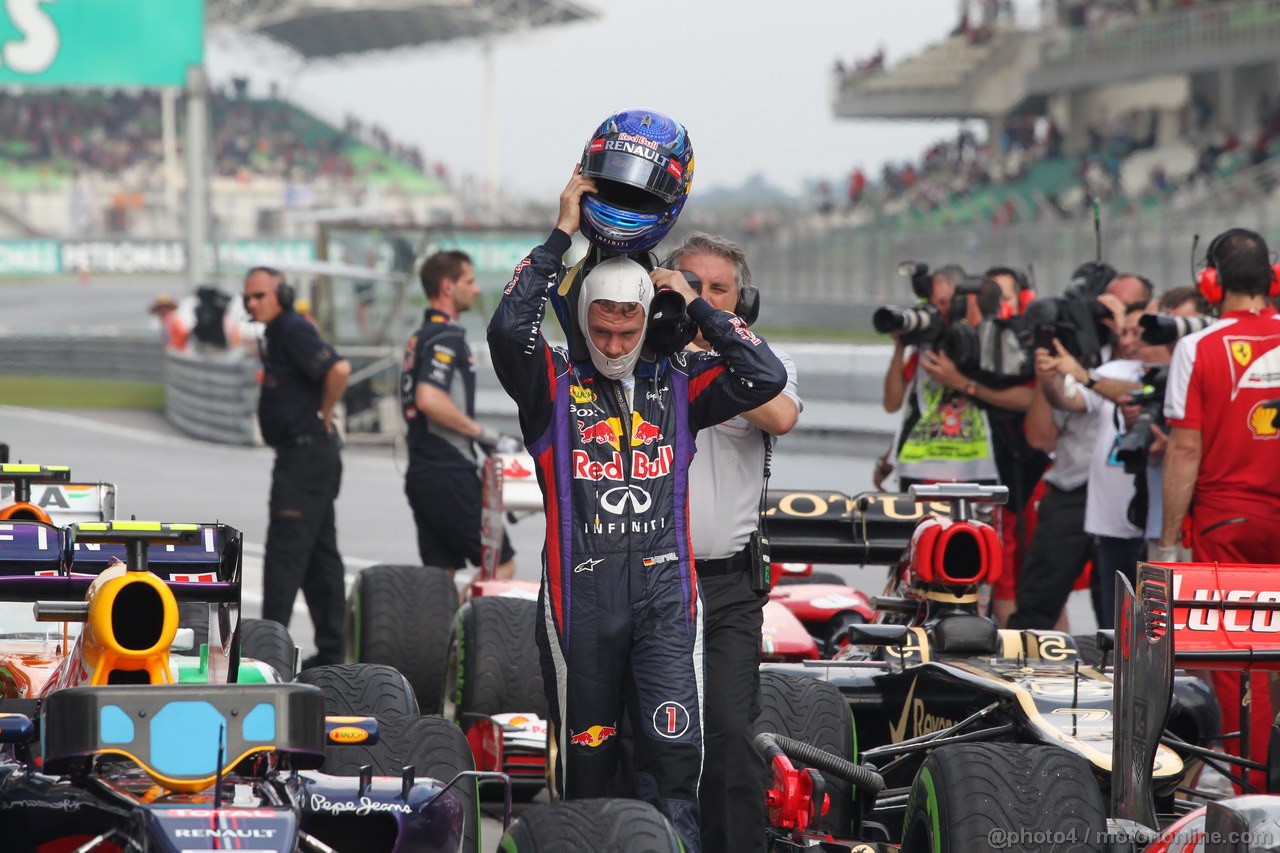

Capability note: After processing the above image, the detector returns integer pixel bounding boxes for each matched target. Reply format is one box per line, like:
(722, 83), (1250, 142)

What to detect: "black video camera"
(1112, 365), (1168, 475)
(1015, 261), (1119, 370)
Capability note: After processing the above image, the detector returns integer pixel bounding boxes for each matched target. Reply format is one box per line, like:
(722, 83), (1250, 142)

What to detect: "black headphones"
(244, 266), (294, 311)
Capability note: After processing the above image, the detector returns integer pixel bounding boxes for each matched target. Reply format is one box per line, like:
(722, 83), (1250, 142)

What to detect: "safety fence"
(710, 198), (1280, 331)
(0, 330), (163, 382)
(162, 349), (260, 446)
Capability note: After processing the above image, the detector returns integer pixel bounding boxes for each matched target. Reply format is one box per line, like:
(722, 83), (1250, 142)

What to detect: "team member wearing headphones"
(1158, 227), (1280, 787)
(244, 266), (351, 670)
(674, 232), (802, 853)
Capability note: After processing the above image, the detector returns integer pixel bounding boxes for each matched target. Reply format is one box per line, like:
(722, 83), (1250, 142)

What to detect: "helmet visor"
(583, 145), (684, 207)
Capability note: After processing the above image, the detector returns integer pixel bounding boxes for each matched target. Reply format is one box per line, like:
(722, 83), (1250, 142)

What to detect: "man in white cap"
(488, 167), (787, 853)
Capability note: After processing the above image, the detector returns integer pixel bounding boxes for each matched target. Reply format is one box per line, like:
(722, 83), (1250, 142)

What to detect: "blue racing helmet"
(579, 109), (695, 254)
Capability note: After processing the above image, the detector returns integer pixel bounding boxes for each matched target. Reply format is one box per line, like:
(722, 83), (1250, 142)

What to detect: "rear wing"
(1112, 561), (1280, 824)
(0, 520), (241, 602)
(764, 489), (996, 564)
(0, 481), (116, 526)
(1111, 563), (1174, 830)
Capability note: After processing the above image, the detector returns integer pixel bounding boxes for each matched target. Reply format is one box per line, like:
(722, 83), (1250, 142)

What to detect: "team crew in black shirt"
(244, 266), (351, 668)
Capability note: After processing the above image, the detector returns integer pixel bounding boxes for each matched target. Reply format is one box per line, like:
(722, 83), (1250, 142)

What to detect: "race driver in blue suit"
(488, 159), (787, 848)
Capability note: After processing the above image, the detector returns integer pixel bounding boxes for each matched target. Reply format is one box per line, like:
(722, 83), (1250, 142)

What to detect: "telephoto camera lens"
(873, 305), (940, 336)
(1138, 313), (1214, 345)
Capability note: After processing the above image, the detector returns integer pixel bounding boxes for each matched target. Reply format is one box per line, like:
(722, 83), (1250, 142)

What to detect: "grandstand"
(827, 0), (1280, 230)
(0, 0), (596, 241)
(661, 0), (1280, 332)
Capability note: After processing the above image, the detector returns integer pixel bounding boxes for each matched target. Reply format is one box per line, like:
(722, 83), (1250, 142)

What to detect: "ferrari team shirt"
(1164, 306), (1280, 515)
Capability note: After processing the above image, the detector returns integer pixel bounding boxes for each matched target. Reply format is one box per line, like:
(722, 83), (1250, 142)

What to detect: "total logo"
(570, 723), (617, 748)
(574, 446), (674, 481)
(570, 384), (597, 404)
(577, 412), (663, 449)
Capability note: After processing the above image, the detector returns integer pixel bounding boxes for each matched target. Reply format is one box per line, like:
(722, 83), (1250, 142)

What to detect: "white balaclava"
(578, 256), (653, 380)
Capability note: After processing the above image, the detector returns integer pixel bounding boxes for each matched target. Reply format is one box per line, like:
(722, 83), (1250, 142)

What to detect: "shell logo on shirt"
(1248, 400), (1280, 438)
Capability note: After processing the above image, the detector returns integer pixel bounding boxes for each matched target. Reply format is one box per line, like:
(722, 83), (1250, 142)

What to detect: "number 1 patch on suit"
(652, 701), (690, 738)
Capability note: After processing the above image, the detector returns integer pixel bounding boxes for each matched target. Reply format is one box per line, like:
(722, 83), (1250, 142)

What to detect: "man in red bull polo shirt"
(1157, 227), (1280, 788)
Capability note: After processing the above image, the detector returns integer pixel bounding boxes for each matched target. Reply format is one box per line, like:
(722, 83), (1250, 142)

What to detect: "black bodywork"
(762, 486), (1222, 845)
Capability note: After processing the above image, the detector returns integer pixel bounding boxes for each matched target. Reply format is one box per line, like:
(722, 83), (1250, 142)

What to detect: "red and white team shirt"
(1164, 306), (1280, 515)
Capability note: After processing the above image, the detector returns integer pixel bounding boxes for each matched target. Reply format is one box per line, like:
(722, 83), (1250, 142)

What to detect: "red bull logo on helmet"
(569, 724), (617, 748)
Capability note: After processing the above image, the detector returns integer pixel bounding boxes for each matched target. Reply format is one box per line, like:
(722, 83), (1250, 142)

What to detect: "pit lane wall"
(0, 333), (897, 451)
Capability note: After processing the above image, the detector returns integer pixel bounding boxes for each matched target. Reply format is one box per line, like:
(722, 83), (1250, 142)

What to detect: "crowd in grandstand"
(1059, 0), (1234, 29)
(0, 85), (441, 189)
(822, 93), (1280, 226)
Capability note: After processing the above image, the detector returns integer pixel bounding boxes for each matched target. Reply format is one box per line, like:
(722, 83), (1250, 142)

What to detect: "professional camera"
(898, 261), (935, 300)
(1138, 313), (1214, 345)
(1000, 261), (1116, 373)
(872, 302), (944, 344)
(1112, 365), (1168, 475)
(873, 262), (982, 349)
(875, 267), (1030, 387)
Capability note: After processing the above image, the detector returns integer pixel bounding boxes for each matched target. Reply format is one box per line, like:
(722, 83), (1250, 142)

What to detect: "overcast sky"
(208, 0), (1041, 201)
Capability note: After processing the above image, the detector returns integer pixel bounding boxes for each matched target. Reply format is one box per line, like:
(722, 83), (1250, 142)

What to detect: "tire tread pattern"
(752, 671), (855, 838)
(460, 597), (546, 718)
(500, 798), (681, 853)
(904, 743), (1107, 853)
(297, 663), (418, 717)
(239, 618), (296, 681)
(355, 564), (457, 712)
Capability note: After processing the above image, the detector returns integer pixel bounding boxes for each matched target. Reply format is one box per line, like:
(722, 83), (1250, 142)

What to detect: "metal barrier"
(701, 196), (1279, 331)
(162, 349), (260, 446)
(0, 331), (164, 382)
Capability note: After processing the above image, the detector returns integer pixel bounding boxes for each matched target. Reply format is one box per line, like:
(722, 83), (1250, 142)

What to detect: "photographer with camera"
(1158, 227), (1280, 786)
(880, 263), (1050, 623)
(1008, 271), (1155, 630)
(1037, 294), (1199, 628)
(880, 264), (1030, 487)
